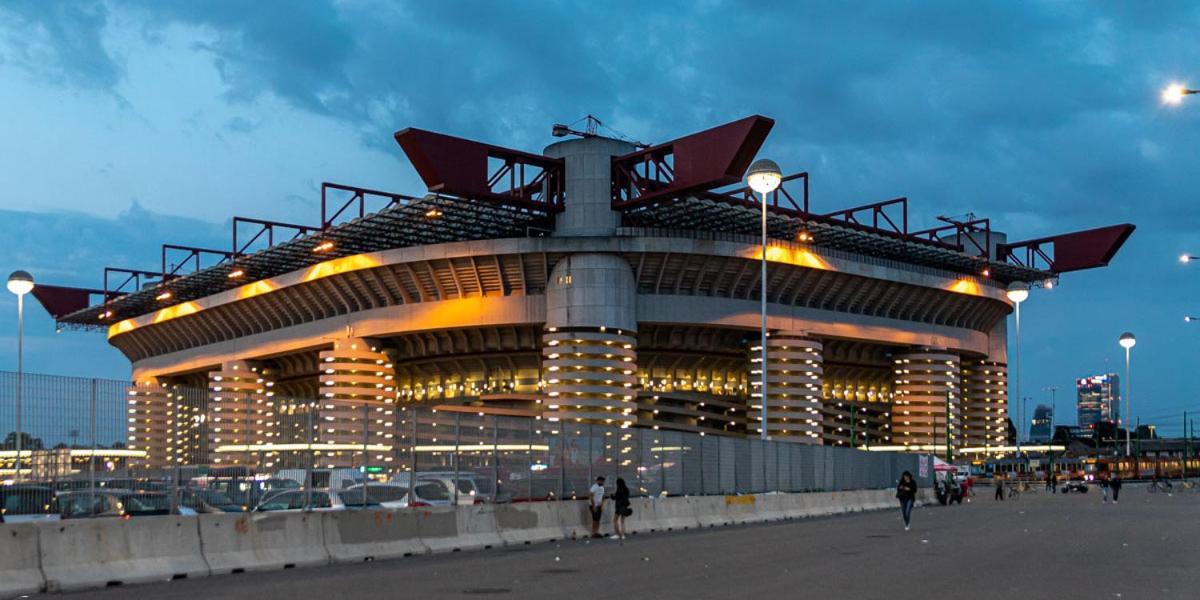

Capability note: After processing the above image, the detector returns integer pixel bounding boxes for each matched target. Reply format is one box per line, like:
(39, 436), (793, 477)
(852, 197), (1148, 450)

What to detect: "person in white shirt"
(588, 476), (606, 538)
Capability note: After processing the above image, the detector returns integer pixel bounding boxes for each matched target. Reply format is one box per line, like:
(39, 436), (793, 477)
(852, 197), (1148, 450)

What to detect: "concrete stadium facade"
(43, 116), (1130, 471)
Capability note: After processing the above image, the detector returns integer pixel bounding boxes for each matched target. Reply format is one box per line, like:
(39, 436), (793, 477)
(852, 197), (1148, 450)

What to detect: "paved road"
(60, 484), (1198, 600)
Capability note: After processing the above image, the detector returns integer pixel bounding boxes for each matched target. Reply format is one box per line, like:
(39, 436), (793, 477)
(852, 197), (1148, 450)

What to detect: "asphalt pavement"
(57, 483), (1199, 600)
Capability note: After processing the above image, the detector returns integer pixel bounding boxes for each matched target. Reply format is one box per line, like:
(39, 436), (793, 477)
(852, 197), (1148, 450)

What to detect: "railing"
(0, 371), (925, 519)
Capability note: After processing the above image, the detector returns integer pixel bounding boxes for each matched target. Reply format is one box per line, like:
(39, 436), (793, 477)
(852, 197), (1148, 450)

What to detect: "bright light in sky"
(1162, 82), (1189, 105)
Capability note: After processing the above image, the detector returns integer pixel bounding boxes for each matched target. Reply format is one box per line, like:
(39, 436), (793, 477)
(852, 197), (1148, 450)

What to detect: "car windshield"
(414, 482), (450, 502)
(343, 485), (408, 504)
(188, 489), (236, 505)
(1, 488), (58, 515)
(119, 494), (171, 514)
(257, 491), (331, 511)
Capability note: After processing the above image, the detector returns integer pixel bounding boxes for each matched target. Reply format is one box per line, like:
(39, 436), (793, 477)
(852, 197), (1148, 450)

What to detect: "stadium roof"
(41, 115), (1133, 331)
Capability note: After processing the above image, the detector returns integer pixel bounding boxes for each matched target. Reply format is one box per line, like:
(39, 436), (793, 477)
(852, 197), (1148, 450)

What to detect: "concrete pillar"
(891, 350), (962, 452)
(316, 338), (396, 469)
(543, 136), (634, 237)
(542, 253), (638, 425)
(207, 360), (275, 467)
(749, 332), (823, 442)
(962, 360), (1008, 453)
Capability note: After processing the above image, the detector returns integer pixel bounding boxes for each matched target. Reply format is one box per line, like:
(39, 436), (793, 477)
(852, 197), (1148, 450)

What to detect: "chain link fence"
(1, 371), (929, 520)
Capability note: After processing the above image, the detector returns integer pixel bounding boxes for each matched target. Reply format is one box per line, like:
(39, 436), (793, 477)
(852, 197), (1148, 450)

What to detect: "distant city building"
(1030, 404), (1053, 442)
(1076, 373), (1120, 429)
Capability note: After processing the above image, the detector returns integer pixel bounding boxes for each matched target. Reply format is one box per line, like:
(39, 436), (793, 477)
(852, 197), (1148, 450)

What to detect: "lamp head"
(1118, 331), (1136, 349)
(746, 159), (782, 195)
(1006, 281), (1029, 304)
(1163, 83), (1188, 105)
(6, 270), (33, 296)
(1182, 254), (1193, 264)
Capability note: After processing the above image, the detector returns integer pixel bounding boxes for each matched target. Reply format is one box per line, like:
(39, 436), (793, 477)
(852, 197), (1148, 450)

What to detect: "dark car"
(0, 485), (60, 523)
(180, 488), (244, 513)
(58, 489), (176, 518)
(1062, 480), (1088, 493)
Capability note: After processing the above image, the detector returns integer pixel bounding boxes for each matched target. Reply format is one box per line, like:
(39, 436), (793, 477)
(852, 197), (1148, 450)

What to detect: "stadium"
(32, 115), (1133, 470)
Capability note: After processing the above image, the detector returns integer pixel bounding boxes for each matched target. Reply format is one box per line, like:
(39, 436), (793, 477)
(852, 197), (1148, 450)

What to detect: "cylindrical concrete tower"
(542, 253), (638, 425)
(543, 136), (634, 237)
(891, 350), (962, 451)
(749, 331), (823, 442)
(961, 359), (1008, 453)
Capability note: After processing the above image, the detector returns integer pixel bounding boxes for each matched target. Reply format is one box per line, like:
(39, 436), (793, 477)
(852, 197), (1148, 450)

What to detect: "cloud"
(0, 0), (122, 91)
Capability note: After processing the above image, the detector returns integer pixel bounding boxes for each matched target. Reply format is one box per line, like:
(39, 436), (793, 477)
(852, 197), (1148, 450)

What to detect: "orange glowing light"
(301, 254), (382, 283)
(946, 279), (982, 296)
(155, 291), (173, 301)
(107, 319), (137, 338)
(227, 269), (245, 279)
(236, 279), (277, 300)
(151, 301), (201, 324)
(313, 241), (335, 253)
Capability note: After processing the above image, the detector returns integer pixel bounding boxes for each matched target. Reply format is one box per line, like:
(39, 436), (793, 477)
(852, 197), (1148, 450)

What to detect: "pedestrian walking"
(1110, 474), (1122, 504)
(1045, 470), (1054, 492)
(896, 471), (917, 531)
(1100, 474), (1109, 503)
(993, 471), (1005, 501)
(611, 478), (631, 540)
(589, 476), (606, 538)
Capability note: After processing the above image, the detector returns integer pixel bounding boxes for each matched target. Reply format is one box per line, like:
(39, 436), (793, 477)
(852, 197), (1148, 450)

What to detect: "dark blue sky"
(0, 1), (1197, 434)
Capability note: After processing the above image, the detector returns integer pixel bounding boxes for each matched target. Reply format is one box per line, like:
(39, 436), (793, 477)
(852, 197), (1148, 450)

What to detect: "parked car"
(204, 477), (300, 508)
(341, 483), (412, 508)
(180, 488), (245, 513)
(57, 490), (182, 518)
(413, 471), (496, 502)
(252, 488), (366, 512)
(276, 468), (364, 490)
(1061, 479), (1089, 494)
(389, 473), (476, 506)
(0, 485), (61, 523)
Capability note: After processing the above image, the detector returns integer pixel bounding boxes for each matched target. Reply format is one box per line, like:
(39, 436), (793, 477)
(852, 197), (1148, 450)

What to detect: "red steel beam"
(611, 115), (775, 210)
(998, 224), (1135, 273)
(394, 128), (564, 212)
(31, 284), (106, 320)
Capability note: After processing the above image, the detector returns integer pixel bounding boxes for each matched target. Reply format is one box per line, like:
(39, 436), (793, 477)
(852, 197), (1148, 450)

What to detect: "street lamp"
(1118, 332), (1136, 457)
(1180, 254), (1198, 264)
(7, 270), (33, 481)
(747, 158), (782, 441)
(1186, 316), (1200, 323)
(1007, 281), (1029, 455)
(1162, 83), (1199, 105)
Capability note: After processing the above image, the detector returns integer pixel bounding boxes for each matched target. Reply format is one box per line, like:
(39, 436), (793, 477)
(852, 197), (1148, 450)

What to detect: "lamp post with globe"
(1118, 332), (1136, 457)
(1006, 281), (1029, 455)
(746, 159), (782, 441)
(7, 271), (34, 480)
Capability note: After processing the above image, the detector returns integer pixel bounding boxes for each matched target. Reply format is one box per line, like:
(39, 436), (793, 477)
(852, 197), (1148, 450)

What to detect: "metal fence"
(0, 371), (929, 519)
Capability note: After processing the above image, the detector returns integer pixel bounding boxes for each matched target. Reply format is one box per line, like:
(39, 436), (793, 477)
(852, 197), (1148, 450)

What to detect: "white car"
(388, 473), (476, 506)
(253, 488), (353, 512)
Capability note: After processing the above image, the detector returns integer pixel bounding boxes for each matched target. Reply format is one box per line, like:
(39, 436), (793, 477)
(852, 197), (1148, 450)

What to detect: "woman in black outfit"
(896, 471), (917, 531)
(612, 478), (631, 540)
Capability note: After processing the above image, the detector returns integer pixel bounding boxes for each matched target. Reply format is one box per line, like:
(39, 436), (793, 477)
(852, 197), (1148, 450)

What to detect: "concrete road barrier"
(692, 496), (732, 528)
(554, 500), (597, 539)
(324, 509), (427, 562)
(495, 502), (564, 545)
(724, 494), (760, 524)
(40, 516), (209, 593)
(200, 512), (328, 574)
(446, 505), (504, 551)
(647, 496), (702, 531)
(0, 522), (45, 599)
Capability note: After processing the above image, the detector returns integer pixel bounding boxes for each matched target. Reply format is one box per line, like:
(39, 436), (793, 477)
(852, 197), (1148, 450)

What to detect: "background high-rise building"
(1076, 374), (1120, 429)
(1030, 404), (1053, 442)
